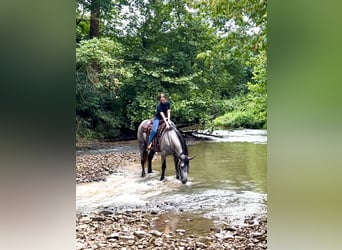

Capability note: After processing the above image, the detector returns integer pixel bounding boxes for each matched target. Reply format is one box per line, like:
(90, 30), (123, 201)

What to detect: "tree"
(75, 0), (267, 140)
(76, 38), (129, 139)
(77, 0), (114, 39)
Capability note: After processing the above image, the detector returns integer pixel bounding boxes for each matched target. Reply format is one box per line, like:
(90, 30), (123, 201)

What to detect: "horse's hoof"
(141, 173), (145, 177)
(160, 177), (164, 181)
(148, 170), (153, 174)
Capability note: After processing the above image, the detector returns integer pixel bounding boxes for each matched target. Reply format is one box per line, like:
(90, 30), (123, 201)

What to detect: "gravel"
(76, 210), (267, 250)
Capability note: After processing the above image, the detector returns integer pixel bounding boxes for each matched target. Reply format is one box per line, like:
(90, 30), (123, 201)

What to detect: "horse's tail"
(137, 120), (149, 144)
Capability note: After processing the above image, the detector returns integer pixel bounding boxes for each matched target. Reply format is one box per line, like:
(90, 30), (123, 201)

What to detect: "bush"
(214, 109), (266, 129)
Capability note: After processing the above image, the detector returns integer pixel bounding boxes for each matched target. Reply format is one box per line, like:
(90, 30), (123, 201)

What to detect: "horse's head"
(178, 154), (195, 184)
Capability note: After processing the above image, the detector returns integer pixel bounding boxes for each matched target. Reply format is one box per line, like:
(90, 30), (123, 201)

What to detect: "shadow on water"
(76, 130), (267, 228)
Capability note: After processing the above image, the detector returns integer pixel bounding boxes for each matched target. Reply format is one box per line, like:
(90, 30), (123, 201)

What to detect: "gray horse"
(137, 119), (193, 184)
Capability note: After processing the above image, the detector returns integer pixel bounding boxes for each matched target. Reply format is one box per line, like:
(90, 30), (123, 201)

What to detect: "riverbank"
(76, 142), (267, 249)
(76, 150), (140, 184)
(76, 209), (267, 250)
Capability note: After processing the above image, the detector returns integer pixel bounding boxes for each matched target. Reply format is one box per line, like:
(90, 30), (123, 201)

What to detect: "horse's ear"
(188, 155), (196, 160)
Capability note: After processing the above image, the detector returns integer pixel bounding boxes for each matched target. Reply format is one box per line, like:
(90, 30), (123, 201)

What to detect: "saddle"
(142, 119), (166, 152)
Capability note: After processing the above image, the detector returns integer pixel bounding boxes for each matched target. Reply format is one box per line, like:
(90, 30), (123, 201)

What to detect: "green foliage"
(213, 51), (267, 129)
(213, 110), (259, 129)
(76, 38), (127, 139)
(75, 0), (267, 140)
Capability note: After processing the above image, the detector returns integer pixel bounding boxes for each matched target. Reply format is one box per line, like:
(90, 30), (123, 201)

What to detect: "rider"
(147, 93), (172, 150)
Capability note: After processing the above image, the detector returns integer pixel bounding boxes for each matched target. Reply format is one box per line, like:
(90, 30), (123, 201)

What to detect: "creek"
(76, 129), (267, 230)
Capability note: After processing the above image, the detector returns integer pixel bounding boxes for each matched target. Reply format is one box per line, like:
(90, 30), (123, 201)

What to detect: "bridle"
(177, 153), (189, 175)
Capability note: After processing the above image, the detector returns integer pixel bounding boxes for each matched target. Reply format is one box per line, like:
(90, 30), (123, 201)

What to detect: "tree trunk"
(89, 9), (100, 38)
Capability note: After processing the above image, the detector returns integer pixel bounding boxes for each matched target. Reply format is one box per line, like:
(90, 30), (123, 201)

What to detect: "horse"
(137, 119), (193, 184)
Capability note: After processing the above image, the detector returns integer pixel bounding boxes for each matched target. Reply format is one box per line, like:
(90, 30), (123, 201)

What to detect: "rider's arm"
(160, 112), (170, 127)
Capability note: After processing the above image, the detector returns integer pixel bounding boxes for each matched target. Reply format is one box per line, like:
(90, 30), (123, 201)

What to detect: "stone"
(215, 233), (223, 239)
(176, 229), (186, 233)
(78, 224), (88, 230)
(150, 230), (163, 237)
(76, 242), (84, 250)
(154, 240), (163, 246)
(196, 242), (207, 248)
(107, 233), (119, 240)
(223, 231), (234, 239)
(252, 232), (264, 238)
(134, 230), (151, 238)
(91, 217), (106, 221)
(127, 240), (135, 245)
(79, 216), (91, 224)
(120, 235), (135, 240)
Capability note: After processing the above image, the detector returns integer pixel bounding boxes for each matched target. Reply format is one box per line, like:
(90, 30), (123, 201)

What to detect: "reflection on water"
(76, 130), (267, 225)
(152, 213), (214, 236)
(177, 141), (267, 193)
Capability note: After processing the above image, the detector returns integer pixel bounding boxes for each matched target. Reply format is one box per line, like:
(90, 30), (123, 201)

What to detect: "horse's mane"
(174, 128), (188, 155)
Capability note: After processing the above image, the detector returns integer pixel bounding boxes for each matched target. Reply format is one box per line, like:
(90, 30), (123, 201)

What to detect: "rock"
(252, 232), (264, 238)
(107, 233), (119, 240)
(150, 230), (163, 237)
(176, 229), (186, 233)
(134, 230), (151, 238)
(98, 210), (113, 216)
(224, 225), (238, 231)
(164, 234), (173, 239)
(76, 242), (84, 250)
(103, 229), (112, 235)
(120, 235), (135, 240)
(77, 224), (88, 230)
(196, 242), (207, 248)
(215, 233), (223, 239)
(154, 239), (163, 246)
(127, 240), (135, 245)
(79, 216), (92, 224)
(223, 231), (234, 239)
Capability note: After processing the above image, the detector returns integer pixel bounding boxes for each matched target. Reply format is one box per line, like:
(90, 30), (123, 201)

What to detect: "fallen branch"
(179, 129), (224, 139)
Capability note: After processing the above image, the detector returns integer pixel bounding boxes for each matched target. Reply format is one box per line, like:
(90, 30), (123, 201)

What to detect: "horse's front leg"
(160, 155), (167, 181)
(173, 154), (180, 179)
(147, 150), (155, 173)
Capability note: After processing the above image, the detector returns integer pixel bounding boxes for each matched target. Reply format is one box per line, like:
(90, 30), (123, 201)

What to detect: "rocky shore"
(76, 150), (140, 184)
(76, 209), (267, 250)
(76, 142), (267, 249)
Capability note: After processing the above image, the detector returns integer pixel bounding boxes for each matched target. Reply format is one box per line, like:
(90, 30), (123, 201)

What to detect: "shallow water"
(76, 129), (267, 226)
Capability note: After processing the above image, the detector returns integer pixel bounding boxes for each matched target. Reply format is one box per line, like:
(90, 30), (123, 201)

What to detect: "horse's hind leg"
(141, 150), (148, 177)
(173, 154), (180, 179)
(147, 150), (155, 173)
(160, 155), (167, 181)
